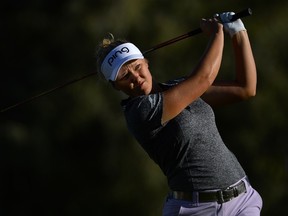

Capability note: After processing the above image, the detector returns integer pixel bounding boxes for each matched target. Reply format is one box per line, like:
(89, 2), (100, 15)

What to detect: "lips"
(139, 81), (144, 87)
(138, 81), (146, 89)
(130, 81), (144, 90)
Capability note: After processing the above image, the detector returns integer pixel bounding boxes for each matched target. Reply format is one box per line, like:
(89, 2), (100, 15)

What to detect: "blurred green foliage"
(1, 0), (288, 215)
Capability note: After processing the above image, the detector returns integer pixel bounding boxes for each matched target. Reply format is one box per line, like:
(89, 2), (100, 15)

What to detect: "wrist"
(231, 29), (248, 43)
(225, 20), (246, 37)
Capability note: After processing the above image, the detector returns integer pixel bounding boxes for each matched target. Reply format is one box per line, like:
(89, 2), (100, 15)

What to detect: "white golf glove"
(218, 12), (246, 37)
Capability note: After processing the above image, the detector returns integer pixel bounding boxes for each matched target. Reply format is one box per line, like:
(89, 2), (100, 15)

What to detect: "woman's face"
(113, 59), (153, 97)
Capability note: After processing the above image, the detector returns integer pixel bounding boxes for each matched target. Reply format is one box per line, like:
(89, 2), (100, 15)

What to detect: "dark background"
(1, 0), (287, 215)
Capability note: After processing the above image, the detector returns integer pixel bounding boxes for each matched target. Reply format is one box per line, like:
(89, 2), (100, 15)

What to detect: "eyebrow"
(122, 60), (140, 72)
(119, 59), (142, 74)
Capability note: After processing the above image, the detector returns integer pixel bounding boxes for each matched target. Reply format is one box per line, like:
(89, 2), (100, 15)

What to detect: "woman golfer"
(95, 12), (262, 216)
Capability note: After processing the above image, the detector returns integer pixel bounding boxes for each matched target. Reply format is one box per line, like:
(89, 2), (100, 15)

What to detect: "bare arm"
(161, 19), (224, 124)
(201, 30), (257, 107)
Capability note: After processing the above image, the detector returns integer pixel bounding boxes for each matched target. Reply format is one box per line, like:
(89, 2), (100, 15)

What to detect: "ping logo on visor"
(101, 43), (144, 81)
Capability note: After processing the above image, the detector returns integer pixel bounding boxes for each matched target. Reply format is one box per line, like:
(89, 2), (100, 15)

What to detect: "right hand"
(200, 18), (223, 36)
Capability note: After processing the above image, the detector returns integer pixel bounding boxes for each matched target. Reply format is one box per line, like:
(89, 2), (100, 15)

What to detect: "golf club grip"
(230, 8), (252, 21)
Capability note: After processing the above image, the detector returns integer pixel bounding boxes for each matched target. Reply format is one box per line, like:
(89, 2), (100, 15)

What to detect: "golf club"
(1, 8), (252, 113)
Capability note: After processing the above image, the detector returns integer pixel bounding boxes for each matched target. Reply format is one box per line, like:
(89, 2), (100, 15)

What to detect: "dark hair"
(95, 33), (128, 79)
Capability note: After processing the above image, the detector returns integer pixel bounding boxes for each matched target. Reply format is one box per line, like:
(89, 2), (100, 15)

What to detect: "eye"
(135, 64), (141, 71)
(123, 73), (130, 79)
(120, 71), (130, 80)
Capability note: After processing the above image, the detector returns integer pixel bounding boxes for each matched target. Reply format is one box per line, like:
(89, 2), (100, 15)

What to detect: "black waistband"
(170, 180), (247, 204)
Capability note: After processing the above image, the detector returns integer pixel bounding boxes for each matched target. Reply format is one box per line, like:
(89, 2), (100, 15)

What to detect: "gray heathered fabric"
(121, 79), (246, 191)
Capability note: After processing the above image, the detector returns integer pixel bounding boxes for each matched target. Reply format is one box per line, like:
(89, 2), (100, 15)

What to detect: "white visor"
(101, 43), (144, 81)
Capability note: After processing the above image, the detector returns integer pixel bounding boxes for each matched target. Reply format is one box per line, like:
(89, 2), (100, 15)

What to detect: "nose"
(129, 69), (140, 82)
(128, 70), (142, 89)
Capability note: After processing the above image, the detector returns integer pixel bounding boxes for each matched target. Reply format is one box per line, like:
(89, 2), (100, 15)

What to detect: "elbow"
(247, 82), (257, 98)
(241, 87), (257, 100)
(250, 88), (257, 97)
(236, 77), (257, 100)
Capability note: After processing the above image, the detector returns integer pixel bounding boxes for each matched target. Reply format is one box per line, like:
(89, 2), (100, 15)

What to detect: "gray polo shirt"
(121, 79), (245, 191)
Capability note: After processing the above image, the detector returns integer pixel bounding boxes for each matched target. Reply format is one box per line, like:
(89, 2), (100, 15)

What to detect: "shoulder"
(159, 76), (186, 90)
(122, 93), (163, 119)
(121, 93), (164, 141)
(121, 77), (186, 123)
(121, 77), (185, 113)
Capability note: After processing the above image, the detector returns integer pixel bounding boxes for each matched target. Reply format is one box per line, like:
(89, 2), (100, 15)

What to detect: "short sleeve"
(122, 93), (163, 143)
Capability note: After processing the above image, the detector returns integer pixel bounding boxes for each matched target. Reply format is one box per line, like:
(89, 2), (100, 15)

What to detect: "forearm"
(161, 22), (224, 124)
(179, 28), (224, 103)
(232, 30), (257, 97)
(201, 14), (257, 106)
(191, 29), (224, 85)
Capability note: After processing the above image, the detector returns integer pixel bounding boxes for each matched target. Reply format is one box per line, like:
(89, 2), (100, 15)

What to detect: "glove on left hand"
(218, 12), (246, 37)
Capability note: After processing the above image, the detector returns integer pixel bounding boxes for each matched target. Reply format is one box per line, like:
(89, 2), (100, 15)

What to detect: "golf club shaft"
(1, 8), (252, 113)
(1, 72), (97, 113)
(143, 8), (252, 55)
